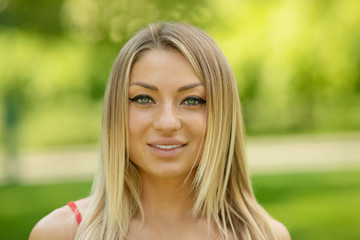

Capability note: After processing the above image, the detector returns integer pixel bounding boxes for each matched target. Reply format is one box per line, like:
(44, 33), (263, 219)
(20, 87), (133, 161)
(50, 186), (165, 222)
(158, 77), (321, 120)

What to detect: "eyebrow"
(177, 82), (203, 92)
(130, 82), (158, 91)
(130, 81), (203, 92)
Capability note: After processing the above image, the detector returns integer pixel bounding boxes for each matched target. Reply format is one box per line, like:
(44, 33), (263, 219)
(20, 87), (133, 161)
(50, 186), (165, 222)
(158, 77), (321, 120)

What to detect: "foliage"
(210, 0), (360, 134)
(0, 31), (102, 148)
(0, 0), (360, 149)
(0, 0), (65, 35)
(61, 0), (212, 44)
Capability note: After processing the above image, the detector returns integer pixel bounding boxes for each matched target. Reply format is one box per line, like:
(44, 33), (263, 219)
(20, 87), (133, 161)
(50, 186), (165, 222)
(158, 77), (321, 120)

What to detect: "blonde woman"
(30, 22), (290, 240)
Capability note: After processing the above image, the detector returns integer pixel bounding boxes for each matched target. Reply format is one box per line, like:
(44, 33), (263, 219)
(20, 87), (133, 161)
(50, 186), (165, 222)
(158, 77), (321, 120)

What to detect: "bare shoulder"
(270, 218), (291, 240)
(29, 198), (90, 240)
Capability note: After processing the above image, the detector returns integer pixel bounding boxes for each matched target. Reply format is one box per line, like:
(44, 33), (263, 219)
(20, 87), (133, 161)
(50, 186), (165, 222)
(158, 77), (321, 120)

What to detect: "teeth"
(154, 145), (181, 150)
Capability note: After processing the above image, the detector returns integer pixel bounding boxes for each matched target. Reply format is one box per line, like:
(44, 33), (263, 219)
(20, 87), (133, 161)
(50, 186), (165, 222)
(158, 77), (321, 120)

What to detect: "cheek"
(195, 109), (207, 129)
(128, 108), (152, 134)
(183, 111), (207, 138)
(128, 110), (148, 162)
(128, 111), (146, 146)
(195, 117), (207, 135)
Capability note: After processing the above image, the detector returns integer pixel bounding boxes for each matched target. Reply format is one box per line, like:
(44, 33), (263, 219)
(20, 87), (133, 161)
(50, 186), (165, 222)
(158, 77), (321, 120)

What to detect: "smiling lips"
(147, 143), (187, 157)
(154, 144), (182, 150)
(150, 144), (187, 150)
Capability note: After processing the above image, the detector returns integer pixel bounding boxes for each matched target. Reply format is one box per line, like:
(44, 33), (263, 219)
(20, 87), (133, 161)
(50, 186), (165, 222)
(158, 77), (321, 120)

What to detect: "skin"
(29, 48), (291, 240)
(29, 198), (89, 240)
(128, 48), (207, 183)
(126, 49), (209, 239)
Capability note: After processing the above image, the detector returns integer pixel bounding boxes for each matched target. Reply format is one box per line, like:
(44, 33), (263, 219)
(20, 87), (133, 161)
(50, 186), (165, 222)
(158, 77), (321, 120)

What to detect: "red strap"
(67, 201), (82, 224)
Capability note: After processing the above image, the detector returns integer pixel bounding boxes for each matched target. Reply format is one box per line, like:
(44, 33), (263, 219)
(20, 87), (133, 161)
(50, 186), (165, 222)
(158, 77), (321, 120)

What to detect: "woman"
(30, 22), (290, 240)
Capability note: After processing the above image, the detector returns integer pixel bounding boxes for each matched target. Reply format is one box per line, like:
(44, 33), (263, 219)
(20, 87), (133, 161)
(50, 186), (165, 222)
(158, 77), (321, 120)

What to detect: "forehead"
(129, 49), (203, 87)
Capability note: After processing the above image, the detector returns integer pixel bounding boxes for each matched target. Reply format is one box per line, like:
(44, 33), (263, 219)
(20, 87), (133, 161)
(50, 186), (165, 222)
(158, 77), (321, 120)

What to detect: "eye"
(182, 96), (206, 106)
(129, 95), (154, 105)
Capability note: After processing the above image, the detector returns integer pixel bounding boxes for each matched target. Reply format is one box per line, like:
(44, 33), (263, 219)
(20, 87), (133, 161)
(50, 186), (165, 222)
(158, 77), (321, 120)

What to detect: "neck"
(128, 170), (222, 240)
(138, 171), (197, 222)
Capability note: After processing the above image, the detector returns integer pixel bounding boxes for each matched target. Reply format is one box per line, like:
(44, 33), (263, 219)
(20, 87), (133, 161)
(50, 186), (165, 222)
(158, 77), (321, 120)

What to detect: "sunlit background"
(0, 0), (359, 239)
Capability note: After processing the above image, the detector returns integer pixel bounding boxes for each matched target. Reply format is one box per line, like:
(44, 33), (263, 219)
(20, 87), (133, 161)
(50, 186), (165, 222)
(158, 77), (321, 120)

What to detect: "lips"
(148, 143), (187, 150)
(147, 141), (187, 158)
(154, 144), (182, 150)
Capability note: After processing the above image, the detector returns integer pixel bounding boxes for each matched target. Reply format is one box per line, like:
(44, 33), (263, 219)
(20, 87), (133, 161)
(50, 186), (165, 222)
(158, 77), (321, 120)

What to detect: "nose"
(153, 102), (181, 133)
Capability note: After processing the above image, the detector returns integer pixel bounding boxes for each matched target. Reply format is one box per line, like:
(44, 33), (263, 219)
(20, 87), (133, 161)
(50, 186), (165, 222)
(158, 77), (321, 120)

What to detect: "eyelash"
(128, 95), (206, 106)
(183, 96), (206, 106)
(128, 95), (154, 104)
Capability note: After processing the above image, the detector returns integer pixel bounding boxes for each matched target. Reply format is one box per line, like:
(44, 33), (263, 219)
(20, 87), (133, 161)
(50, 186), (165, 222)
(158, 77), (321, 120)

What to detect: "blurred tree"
(61, 0), (212, 44)
(237, 59), (262, 130)
(288, 57), (317, 131)
(213, 0), (360, 134)
(60, 0), (213, 101)
(1, 77), (28, 183)
(0, 0), (65, 35)
(0, 0), (360, 150)
(0, 0), (215, 149)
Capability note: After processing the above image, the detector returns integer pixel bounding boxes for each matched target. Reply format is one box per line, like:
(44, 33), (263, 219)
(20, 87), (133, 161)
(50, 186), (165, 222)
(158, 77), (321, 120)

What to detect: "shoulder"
(29, 198), (90, 240)
(29, 204), (77, 240)
(270, 218), (291, 240)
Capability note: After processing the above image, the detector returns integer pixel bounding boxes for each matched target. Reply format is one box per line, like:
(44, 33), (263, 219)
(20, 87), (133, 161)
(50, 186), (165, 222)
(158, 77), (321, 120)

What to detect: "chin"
(147, 166), (195, 180)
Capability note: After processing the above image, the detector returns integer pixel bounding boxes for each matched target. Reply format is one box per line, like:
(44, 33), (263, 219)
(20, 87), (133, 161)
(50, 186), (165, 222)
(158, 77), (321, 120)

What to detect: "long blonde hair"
(76, 22), (278, 240)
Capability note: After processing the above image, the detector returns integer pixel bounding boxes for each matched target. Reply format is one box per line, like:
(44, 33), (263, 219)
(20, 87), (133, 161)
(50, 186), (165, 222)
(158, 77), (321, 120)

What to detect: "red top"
(67, 201), (82, 225)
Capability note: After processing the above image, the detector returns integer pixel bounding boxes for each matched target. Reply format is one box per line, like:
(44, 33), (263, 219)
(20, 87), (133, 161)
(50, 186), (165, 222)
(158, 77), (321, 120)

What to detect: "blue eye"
(183, 96), (206, 106)
(129, 95), (154, 104)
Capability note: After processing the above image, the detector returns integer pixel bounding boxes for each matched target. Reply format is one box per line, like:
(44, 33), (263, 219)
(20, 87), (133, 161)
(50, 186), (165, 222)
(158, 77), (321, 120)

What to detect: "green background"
(1, 171), (359, 239)
(1, 0), (360, 149)
(0, 0), (359, 239)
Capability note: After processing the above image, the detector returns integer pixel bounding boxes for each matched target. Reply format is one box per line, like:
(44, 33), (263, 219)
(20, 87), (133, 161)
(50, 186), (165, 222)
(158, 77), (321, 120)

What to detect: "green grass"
(0, 181), (92, 240)
(252, 170), (360, 239)
(0, 170), (359, 239)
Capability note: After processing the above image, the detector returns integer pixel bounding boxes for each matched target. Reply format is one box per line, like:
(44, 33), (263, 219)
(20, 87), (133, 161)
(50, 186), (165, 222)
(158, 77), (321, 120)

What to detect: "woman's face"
(128, 49), (207, 180)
